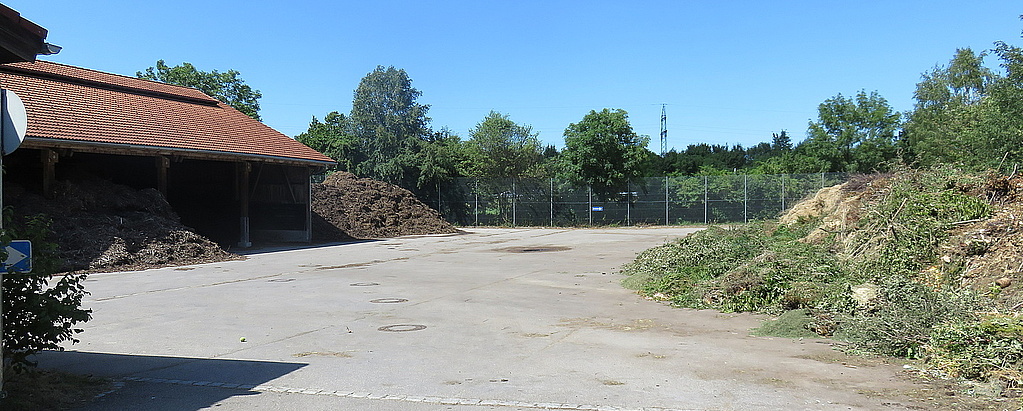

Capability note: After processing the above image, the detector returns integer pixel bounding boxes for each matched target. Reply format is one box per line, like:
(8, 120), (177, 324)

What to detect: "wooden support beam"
(237, 161), (251, 248)
(155, 155), (170, 197)
(41, 148), (57, 197)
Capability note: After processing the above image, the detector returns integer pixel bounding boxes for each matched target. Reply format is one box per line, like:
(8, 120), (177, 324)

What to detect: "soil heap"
(311, 171), (459, 240)
(779, 172), (1023, 310)
(6, 179), (239, 274)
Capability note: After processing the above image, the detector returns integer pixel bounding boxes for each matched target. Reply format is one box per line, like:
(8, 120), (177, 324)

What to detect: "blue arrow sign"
(4, 240), (31, 273)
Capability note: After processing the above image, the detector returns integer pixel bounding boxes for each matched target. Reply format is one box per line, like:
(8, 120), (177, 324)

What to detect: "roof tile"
(0, 60), (334, 165)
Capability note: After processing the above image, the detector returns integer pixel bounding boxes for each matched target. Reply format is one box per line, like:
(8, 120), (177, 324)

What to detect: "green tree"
(771, 130), (793, 152)
(903, 48), (998, 167)
(987, 39), (1023, 168)
(417, 128), (464, 187)
(348, 66), (432, 187)
(463, 111), (543, 178)
(137, 60), (262, 120)
(296, 112), (361, 172)
(802, 90), (902, 172)
(562, 108), (650, 198)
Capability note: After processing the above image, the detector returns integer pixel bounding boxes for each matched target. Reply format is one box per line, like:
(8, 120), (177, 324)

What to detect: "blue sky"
(6, 1), (1021, 150)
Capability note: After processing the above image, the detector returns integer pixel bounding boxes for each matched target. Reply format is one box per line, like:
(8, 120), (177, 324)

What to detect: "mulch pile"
(2, 171), (457, 273)
(953, 174), (1023, 310)
(5, 179), (239, 274)
(311, 172), (459, 240)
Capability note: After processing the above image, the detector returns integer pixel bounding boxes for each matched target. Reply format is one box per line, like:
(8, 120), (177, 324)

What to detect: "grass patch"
(752, 309), (820, 339)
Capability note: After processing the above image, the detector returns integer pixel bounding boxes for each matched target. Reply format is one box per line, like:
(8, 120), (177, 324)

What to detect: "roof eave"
(21, 137), (336, 168)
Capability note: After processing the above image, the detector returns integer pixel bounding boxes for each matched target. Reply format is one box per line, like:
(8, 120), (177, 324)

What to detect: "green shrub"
(621, 225), (765, 306)
(928, 314), (1023, 388)
(3, 213), (92, 373)
(624, 167), (1022, 389)
(835, 277), (980, 359)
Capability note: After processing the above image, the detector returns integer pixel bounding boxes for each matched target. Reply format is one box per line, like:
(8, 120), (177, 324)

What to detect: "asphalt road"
(34, 227), (931, 410)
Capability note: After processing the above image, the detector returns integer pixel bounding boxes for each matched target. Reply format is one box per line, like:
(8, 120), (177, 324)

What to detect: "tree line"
(139, 18), (1023, 201)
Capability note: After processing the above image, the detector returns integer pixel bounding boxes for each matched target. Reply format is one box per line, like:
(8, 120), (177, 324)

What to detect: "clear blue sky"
(6, 1), (1021, 151)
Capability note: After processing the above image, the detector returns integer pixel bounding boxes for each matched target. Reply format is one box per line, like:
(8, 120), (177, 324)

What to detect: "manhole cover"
(268, 278), (295, 282)
(378, 324), (427, 332)
(350, 282), (380, 287)
(370, 298), (408, 304)
(499, 246), (571, 253)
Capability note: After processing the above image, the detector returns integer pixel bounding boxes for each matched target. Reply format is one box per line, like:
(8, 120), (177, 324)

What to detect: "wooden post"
(237, 162), (251, 248)
(155, 155), (169, 197)
(41, 148), (58, 198)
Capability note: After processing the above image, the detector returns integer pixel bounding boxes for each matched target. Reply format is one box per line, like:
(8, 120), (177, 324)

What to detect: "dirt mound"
(949, 175), (1023, 309)
(311, 172), (459, 240)
(780, 175), (893, 244)
(781, 173), (1023, 310)
(6, 179), (239, 273)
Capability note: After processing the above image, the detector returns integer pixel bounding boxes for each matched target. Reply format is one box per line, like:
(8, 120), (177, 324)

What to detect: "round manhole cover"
(268, 278), (295, 282)
(370, 298), (408, 304)
(350, 282), (380, 287)
(378, 324), (427, 332)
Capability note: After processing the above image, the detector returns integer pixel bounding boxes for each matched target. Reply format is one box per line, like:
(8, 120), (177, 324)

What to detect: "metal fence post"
(626, 180), (631, 226)
(743, 174), (748, 223)
(781, 174), (786, 212)
(588, 185), (593, 225)
(512, 179), (517, 227)
(474, 178), (479, 226)
(703, 175), (709, 225)
(664, 176), (669, 226)
(550, 177), (554, 227)
(821, 172), (825, 189)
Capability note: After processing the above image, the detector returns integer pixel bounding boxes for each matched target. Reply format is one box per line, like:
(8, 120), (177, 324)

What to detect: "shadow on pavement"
(31, 350), (306, 410)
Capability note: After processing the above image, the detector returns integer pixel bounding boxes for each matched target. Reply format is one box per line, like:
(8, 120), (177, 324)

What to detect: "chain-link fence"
(434, 173), (848, 226)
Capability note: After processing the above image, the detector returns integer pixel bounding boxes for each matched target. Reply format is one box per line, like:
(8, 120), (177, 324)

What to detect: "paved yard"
(37, 227), (931, 410)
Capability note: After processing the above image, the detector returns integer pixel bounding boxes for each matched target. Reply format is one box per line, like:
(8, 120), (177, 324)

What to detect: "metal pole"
(743, 174), (748, 223)
(626, 180), (631, 226)
(588, 185), (592, 225)
(781, 174), (786, 211)
(474, 179), (478, 226)
(549, 177), (554, 227)
(511, 180), (516, 227)
(664, 176), (669, 225)
(0, 90), (6, 395)
(703, 175), (708, 225)
(821, 172), (825, 189)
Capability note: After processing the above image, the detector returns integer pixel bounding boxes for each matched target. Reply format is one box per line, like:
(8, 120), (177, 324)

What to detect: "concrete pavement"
(35, 227), (930, 410)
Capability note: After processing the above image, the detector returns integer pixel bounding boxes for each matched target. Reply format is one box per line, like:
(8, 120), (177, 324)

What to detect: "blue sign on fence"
(591, 206), (604, 212)
(4, 240), (31, 273)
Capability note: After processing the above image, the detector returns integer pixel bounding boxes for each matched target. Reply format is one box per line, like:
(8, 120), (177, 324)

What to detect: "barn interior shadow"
(30, 350), (307, 410)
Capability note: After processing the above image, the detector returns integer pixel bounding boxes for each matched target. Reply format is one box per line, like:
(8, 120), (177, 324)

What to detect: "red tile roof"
(0, 60), (334, 165)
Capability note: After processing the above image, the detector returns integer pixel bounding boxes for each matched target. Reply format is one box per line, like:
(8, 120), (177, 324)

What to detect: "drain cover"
(350, 282), (380, 287)
(500, 246), (571, 253)
(268, 278), (295, 282)
(378, 324), (426, 332)
(370, 298), (408, 304)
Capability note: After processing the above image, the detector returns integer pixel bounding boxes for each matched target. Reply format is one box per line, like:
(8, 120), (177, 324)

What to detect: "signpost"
(3, 240), (31, 273)
(1, 88), (29, 396)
